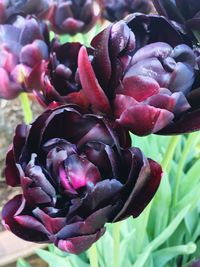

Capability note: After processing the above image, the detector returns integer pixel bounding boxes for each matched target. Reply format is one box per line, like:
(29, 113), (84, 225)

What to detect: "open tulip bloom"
(78, 13), (200, 136)
(2, 105), (162, 253)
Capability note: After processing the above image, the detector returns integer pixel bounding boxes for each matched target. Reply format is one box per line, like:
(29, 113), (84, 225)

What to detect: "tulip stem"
(113, 222), (121, 267)
(88, 243), (99, 267)
(20, 92), (33, 124)
(161, 136), (180, 171)
(172, 132), (200, 206)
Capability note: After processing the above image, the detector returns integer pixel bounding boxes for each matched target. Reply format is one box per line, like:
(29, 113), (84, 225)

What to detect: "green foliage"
(23, 133), (200, 267)
(17, 258), (32, 267)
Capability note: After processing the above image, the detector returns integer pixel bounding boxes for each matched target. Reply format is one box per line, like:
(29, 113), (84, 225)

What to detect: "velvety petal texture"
(2, 104), (162, 254)
(0, 14), (49, 99)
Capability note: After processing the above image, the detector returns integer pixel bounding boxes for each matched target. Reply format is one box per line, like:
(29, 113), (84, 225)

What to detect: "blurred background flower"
(47, 0), (100, 35)
(98, 0), (154, 22)
(0, 0), (52, 23)
(0, 15), (49, 99)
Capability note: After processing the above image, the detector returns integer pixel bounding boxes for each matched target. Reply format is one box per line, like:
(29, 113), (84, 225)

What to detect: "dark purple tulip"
(27, 40), (90, 108)
(0, 0), (52, 23)
(47, 0), (99, 35)
(153, 0), (200, 31)
(99, 0), (153, 22)
(0, 15), (49, 99)
(2, 104), (162, 254)
(78, 14), (200, 135)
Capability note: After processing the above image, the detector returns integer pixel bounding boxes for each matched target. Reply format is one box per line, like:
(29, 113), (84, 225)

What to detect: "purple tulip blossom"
(0, 15), (49, 99)
(78, 14), (199, 135)
(2, 104), (162, 254)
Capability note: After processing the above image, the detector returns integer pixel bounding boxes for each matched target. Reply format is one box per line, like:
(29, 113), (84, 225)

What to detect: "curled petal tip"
(78, 46), (111, 115)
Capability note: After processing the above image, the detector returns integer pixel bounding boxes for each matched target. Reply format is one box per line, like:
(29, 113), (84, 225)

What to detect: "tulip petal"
(57, 206), (113, 240)
(15, 215), (49, 234)
(158, 108), (200, 134)
(20, 40), (48, 67)
(79, 179), (123, 214)
(0, 68), (21, 99)
(57, 228), (105, 254)
(114, 150), (162, 221)
(115, 95), (174, 135)
(65, 154), (101, 189)
(5, 146), (20, 187)
(91, 25), (112, 89)
(116, 75), (160, 102)
(152, 0), (184, 23)
(33, 208), (66, 234)
(78, 46), (111, 114)
(5, 124), (28, 187)
(2, 195), (49, 242)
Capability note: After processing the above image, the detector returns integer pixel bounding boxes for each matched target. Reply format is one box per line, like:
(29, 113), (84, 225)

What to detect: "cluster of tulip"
(1, 0), (200, 256)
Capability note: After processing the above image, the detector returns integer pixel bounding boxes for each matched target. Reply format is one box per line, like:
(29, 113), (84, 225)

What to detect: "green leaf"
(168, 222), (186, 247)
(184, 209), (198, 235)
(119, 228), (136, 267)
(36, 249), (70, 267)
(17, 258), (32, 267)
(180, 158), (200, 197)
(148, 173), (171, 238)
(132, 204), (191, 267)
(153, 243), (196, 267)
(96, 230), (113, 267)
(192, 217), (200, 240)
(172, 184), (200, 215)
(70, 254), (89, 267)
(132, 203), (152, 254)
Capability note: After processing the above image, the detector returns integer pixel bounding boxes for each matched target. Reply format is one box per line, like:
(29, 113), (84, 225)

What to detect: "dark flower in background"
(152, 0), (200, 31)
(0, 0), (52, 23)
(0, 15), (49, 99)
(78, 13), (200, 135)
(2, 104), (162, 254)
(27, 40), (91, 108)
(99, 0), (153, 22)
(47, 0), (99, 35)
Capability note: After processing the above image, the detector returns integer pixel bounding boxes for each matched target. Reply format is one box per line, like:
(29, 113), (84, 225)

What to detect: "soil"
(0, 97), (43, 231)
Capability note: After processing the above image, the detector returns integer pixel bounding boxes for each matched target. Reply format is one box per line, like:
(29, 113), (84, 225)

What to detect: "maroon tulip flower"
(26, 40), (91, 108)
(78, 14), (200, 135)
(2, 104), (162, 254)
(47, 0), (99, 35)
(0, 15), (49, 99)
(152, 0), (200, 31)
(99, 0), (153, 22)
(0, 0), (52, 23)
